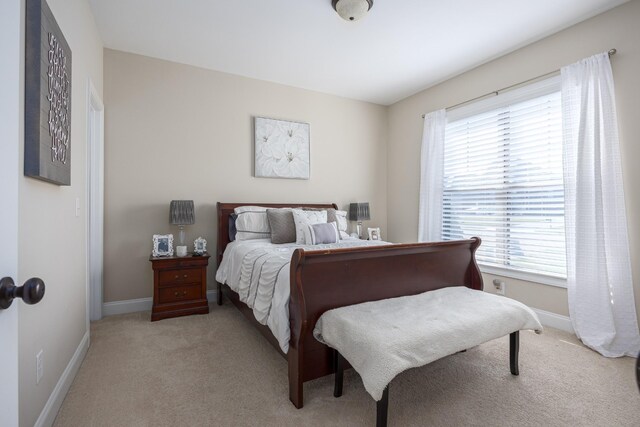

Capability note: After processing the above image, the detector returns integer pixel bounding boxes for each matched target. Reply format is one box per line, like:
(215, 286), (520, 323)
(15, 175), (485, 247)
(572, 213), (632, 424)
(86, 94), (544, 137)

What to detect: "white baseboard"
(102, 296), (153, 316)
(102, 292), (573, 335)
(206, 290), (217, 304)
(35, 331), (90, 427)
(103, 290), (218, 317)
(531, 307), (574, 333)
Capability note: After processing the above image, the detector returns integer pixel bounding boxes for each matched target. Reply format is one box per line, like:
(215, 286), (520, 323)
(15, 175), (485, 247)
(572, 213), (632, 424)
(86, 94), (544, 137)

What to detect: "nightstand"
(149, 253), (210, 321)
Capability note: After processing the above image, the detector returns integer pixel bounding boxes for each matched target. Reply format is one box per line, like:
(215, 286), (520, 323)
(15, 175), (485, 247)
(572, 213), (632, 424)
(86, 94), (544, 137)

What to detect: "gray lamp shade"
(170, 200), (195, 225)
(349, 202), (370, 221)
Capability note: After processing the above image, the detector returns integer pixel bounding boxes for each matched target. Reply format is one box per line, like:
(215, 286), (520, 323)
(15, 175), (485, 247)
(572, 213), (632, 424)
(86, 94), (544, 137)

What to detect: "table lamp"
(349, 202), (370, 239)
(170, 200), (195, 256)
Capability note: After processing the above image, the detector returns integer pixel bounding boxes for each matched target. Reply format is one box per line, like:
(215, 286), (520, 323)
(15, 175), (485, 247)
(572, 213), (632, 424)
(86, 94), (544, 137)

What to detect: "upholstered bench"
(313, 287), (543, 427)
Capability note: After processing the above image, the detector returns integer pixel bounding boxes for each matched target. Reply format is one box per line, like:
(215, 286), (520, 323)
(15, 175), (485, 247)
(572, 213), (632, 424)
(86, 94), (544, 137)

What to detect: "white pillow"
(335, 210), (348, 233)
(291, 209), (328, 244)
(234, 206), (270, 240)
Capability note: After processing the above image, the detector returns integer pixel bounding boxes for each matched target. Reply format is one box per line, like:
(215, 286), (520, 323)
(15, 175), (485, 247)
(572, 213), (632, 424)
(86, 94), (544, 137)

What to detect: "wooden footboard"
(287, 238), (482, 408)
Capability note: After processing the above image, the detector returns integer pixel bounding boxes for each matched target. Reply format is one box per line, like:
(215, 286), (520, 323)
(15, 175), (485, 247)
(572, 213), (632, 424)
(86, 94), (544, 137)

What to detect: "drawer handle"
(174, 291), (179, 296)
(182, 291), (188, 296)
(174, 275), (179, 279)
(183, 274), (188, 278)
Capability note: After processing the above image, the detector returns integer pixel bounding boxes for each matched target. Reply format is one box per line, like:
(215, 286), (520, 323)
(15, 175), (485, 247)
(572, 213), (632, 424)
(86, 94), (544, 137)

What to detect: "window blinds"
(442, 78), (566, 278)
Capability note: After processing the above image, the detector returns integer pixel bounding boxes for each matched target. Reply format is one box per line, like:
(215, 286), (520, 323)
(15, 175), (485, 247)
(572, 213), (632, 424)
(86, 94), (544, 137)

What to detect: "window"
(442, 77), (566, 280)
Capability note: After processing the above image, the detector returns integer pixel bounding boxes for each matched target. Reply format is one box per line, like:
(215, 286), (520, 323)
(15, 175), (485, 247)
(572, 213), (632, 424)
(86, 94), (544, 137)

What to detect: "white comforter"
(215, 238), (390, 353)
(313, 287), (543, 401)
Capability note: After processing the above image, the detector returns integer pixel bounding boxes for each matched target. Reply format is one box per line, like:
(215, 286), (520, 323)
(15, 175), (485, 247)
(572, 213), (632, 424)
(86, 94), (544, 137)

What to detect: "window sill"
(479, 265), (567, 289)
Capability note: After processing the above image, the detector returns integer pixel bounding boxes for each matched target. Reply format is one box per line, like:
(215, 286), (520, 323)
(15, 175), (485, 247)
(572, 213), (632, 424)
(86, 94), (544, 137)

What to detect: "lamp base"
(356, 222), (363, 239)
(178, 226), (186, 247)
(176, 246), (188, 257)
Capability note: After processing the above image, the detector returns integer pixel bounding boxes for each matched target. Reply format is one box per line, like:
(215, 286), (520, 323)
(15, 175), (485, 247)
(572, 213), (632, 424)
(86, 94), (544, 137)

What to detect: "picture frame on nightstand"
(368, 227), (381, 241)
(194, 237), (207, 255)
(152, 234), (174, 257)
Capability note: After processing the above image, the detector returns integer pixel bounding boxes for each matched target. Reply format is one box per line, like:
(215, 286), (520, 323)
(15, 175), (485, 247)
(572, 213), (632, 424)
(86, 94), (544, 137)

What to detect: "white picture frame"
(368, 227), (381, 241)
(194, 237), (207, 254)
(152, 234), (174, 257)
(254, 116), (310, 179)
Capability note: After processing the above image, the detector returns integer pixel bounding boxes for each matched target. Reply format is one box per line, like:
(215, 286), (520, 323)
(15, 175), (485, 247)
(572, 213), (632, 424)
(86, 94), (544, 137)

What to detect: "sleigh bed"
(215, 202), (483, 409)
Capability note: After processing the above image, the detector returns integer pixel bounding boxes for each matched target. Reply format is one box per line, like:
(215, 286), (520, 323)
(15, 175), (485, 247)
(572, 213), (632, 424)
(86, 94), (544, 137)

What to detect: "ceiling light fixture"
(332, 0), (374, 22)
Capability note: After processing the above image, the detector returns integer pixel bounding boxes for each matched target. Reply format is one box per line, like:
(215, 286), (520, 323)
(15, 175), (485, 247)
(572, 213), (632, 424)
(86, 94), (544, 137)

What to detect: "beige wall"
(18, 0), (103, 425)
(103, 49), (388, 302)
(386, 0), (640, 321)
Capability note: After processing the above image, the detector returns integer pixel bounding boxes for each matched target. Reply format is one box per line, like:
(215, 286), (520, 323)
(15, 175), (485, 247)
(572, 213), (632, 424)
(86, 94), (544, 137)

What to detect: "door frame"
(86, 79), (104, 325)
(0, 0), (22, 424)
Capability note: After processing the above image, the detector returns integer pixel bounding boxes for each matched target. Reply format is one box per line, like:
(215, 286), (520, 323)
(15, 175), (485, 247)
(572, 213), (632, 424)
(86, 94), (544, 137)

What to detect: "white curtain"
(561, 52), (640, 357)
(418, 109), (446, 242)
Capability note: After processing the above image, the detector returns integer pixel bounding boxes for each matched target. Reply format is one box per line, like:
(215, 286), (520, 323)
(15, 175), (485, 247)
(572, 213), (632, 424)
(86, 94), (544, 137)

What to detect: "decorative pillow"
(331, 210), (348, 231)
(291, 209), (328, 244)
(327, 209), (348, 239)
(234, 206), (271, 240)
(266, 208), (296, 244)
(228, 213), (238, 241)
(307, 222), (339, 245)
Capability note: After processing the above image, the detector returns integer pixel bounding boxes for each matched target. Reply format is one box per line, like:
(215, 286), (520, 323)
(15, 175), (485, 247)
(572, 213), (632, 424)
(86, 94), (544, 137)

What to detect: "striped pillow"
(307, 222), (339, 245)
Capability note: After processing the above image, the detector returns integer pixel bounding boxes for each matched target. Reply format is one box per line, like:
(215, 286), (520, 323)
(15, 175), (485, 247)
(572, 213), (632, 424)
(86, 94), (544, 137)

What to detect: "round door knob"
(0, 277), (45, 309)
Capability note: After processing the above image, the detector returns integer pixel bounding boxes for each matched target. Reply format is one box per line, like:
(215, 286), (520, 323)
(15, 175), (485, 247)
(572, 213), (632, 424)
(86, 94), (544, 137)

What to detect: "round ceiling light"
(332, 0), (374, 22)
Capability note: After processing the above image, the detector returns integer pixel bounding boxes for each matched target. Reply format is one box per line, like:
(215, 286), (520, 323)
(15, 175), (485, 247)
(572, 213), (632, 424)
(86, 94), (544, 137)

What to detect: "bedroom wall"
(103, 49), (388, 303)
(386, 0), (640, 323)
(17, 0), (103, 426)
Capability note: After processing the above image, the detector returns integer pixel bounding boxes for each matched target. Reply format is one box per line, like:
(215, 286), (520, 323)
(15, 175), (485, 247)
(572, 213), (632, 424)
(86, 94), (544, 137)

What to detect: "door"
(87, 81), (104, 322)
(0, 0), (21, 425)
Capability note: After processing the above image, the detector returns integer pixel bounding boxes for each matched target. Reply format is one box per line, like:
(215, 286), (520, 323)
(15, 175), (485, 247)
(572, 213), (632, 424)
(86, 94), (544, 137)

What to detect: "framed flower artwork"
(254, 117), (310, 179)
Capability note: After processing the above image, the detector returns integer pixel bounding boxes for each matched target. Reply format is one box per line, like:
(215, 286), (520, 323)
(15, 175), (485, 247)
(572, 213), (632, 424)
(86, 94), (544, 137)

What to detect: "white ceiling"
(89, 0), (627, 105)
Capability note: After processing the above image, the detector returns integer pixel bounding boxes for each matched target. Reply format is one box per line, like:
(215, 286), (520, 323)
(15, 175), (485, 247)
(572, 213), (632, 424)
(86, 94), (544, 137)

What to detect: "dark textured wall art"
(25, 0), (72, 185)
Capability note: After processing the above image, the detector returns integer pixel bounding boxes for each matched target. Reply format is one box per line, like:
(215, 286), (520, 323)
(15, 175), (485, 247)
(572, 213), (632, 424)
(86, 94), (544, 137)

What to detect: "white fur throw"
(313, 287), (543, 401)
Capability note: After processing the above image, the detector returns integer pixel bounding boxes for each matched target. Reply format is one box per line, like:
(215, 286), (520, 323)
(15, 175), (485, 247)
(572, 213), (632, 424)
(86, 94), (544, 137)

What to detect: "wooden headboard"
(216, 202), (338, 266)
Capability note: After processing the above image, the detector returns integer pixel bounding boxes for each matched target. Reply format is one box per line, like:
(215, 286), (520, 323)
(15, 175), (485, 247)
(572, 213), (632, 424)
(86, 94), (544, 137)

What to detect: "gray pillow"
(266, 209), (296, 244)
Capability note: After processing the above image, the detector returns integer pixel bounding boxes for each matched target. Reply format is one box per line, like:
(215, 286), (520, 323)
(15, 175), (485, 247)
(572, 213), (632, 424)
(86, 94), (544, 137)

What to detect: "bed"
(215, 202), (483, 408)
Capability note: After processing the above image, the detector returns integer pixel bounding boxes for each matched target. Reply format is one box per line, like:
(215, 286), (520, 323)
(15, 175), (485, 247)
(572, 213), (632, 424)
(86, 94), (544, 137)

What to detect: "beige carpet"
(54, 301), (640, 426)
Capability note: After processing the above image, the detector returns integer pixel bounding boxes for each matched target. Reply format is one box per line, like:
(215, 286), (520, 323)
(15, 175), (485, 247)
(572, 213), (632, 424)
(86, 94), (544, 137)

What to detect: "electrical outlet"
(492, 279), (506, 296)
(36, 350), (43, 384)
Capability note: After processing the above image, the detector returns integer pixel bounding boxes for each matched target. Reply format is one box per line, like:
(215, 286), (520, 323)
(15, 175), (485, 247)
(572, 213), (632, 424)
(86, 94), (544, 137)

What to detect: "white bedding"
(215, 238), (390, 353)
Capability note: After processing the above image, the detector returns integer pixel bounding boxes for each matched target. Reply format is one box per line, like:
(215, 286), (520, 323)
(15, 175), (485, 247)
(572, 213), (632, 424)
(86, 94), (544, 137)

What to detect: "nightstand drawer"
(158, 268), (201, 286)
(158, 284), (202, 304)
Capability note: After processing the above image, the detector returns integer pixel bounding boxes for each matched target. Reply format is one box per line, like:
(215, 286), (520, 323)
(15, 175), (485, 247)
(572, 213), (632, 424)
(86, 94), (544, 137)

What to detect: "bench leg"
(376, 386), (389, 427)
(510, 331), (519, 376)
(334, 350), (344, 398)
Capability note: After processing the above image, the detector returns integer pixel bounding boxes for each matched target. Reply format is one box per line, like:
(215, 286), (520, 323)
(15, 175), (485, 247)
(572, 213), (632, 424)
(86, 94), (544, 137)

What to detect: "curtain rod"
(421, 48), (617, 118)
